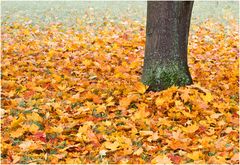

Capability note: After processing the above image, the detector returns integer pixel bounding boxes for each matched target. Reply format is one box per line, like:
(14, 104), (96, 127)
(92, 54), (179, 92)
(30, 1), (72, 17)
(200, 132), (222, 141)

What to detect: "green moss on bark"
(141, 62), (192, 91)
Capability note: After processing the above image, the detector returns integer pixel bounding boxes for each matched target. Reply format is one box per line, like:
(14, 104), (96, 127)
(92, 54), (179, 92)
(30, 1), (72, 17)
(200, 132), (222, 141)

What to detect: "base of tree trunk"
(142, 60), (192, 91)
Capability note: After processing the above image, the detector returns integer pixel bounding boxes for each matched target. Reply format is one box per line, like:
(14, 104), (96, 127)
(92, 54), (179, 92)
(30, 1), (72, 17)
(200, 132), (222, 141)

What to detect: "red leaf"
(23, 90), (35, 99)
(34, 132), (46, 142)
(168, 154), (182, 164)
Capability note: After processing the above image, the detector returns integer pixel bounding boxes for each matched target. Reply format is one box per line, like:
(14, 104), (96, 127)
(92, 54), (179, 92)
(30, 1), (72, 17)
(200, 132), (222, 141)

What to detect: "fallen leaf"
(151, 155), (172, 164)
(133, 147), (143, 156)
(104, 141), (120, 151)
(182, 124), (199, 133)
(135, 82), (148, 94)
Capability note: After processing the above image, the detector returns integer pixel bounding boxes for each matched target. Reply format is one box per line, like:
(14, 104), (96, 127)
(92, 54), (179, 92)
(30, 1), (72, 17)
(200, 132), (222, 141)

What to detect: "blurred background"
(2, 1), (239, 27)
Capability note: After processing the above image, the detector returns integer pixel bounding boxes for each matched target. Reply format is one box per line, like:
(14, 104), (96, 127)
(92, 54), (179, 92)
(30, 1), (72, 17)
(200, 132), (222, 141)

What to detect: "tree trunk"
(141, 1), (193, 91)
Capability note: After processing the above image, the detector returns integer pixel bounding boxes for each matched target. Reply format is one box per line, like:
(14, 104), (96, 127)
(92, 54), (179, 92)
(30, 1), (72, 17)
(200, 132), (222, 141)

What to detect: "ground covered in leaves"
(1, 8), (239, 164)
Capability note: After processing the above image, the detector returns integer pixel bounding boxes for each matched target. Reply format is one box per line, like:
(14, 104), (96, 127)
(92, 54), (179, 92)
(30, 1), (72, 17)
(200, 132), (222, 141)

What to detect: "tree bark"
(141, 1), (193, 91)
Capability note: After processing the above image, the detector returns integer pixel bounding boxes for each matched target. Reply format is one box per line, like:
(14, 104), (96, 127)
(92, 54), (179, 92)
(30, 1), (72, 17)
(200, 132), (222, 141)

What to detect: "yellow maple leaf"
(130, 61), (139, 69)
(82, 59), (92, 67)
(180, 89), (190, 102)
(34, 86), (45, 92)
(181, 110), (194, 118)
(77, 125), (89, 138)
(123, 146), (133, 155)
(22, 29), (30, 35)
(104, 141), (120, 151)
(157, 117), (172, 127)
(137, 102), (148, 111)
(78, 87), (85, 93)
(131, 108), (150, 121)
(50, 126), (63, 134)
(119, 97), (132, 110)
(11, 114), (25, 128)
(106, 96), (115, 106)
(29, 124), (39, 133)
(56, 84), (67, 91)
(187, 151), (202, 161)
(103, 120), (112, 126)
(106, 96), (114, 103)
(26, 112), (43, 122)
(52, 74), (62, 82)
(182, 124), (199, 133)
(10, 127), (25, 138)
(135, 82), (148, 94)
(96, 104), (106, 113)
(48, 49), (56, 57)
(201, 92), (213, 103)
(76, 121), (93, 138)
(155, 97), (164, 107)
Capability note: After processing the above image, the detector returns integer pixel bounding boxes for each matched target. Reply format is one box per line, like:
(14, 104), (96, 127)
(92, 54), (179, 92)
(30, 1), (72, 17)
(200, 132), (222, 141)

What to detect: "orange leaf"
(182, 124), (199, 133)
(119, 97), (132, 110)
(135, 82), (148, 94)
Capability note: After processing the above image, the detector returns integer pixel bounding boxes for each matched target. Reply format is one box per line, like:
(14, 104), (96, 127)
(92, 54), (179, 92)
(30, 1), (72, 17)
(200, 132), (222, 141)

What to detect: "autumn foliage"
(1, 10), (239, 164)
